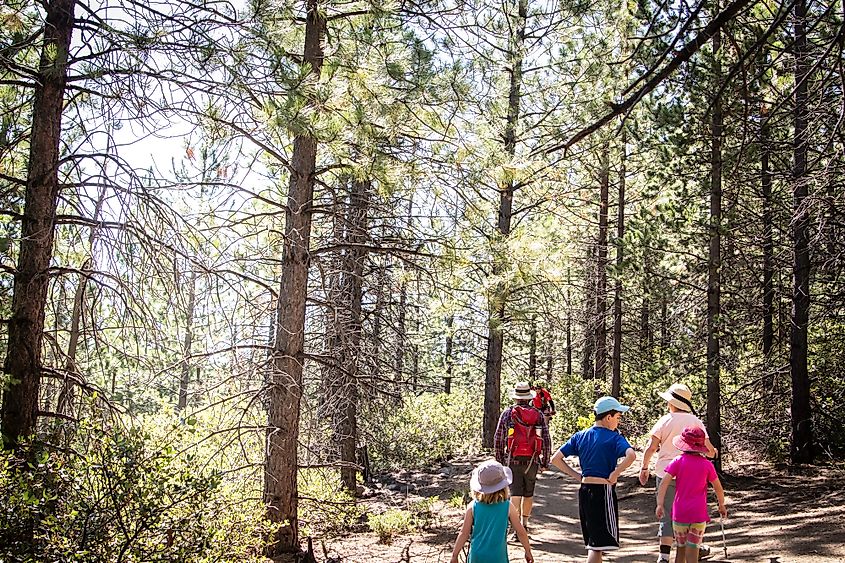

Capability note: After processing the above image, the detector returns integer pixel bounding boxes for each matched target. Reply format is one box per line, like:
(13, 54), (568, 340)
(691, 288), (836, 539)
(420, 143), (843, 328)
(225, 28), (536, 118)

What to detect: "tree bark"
(2, 0), (77, 451)
(790, 0), (813, 464)
(177, 272), (198, 412)
(444, 315), (453, 393)
(582, 244), (596, 380)
(611, 132), (625, 397)
(761, 101), (775, 362)
(336, 179), (370, 493)
(528, 316), (537, 381)
(706, 10), (723, 470)
(264, 0), (325, 554)
(483, 0), (527, 449)
(594, 143), (610, 381)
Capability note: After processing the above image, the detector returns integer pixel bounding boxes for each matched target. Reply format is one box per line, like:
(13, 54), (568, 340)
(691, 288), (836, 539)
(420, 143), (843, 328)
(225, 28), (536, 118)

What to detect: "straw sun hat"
(510, 381), (536, 400)
(658, 383), (696, 413)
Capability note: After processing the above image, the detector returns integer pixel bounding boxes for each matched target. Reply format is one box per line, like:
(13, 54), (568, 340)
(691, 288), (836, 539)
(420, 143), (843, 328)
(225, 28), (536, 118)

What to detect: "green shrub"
(298, 467), (362, 536)
(0, 421), (267, 562)
(368, 509), (415, 544)
(365, 390), (481, 470)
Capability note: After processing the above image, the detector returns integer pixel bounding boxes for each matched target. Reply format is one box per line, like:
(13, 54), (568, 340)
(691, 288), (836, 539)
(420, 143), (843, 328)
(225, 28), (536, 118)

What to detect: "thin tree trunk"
(264, 0), (325, 554)
(612, 132), (625, 397)
(582, 245), (596, 380)
(177, 272), (198, 412)
(528, 316), (537, 381)
(396, 279), (406, 381)
(2, 0), (76, 451)
(640, 285), (651, 355)
(790, 0), (813, 464)
(444, 315), (453, 393)
(706, 11), (723, 470)
(483, 0), (527, 449)
(595, 143), (610, 381)
(761, 101), (775, 363)
(336, 179), (370, 493)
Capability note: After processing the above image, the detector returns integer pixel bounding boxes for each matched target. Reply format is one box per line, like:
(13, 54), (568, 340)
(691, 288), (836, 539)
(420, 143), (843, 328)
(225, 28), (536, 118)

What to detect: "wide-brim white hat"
(658, 383), (694, 412)
(470, 460), (513, 494)
(510, 381), (536, 400)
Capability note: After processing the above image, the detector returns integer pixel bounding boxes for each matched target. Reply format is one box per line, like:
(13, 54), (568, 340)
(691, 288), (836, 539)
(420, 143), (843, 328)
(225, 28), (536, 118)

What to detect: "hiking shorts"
(655, 475), (676, 538)
(509, 457), (538, 497)
(578, 483), (620, 551)
(672, 521), (707, 548)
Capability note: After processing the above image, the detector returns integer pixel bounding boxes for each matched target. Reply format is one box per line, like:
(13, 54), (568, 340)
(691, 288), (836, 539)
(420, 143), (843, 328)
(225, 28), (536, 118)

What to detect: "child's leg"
(672, 522), (689, 563)
(587, 549), (603, 563)
(683, 523), (707, 563)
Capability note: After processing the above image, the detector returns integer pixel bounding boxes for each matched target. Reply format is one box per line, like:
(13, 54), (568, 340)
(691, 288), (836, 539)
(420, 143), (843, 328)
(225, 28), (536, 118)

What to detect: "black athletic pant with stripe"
(578, 483), (620, 551)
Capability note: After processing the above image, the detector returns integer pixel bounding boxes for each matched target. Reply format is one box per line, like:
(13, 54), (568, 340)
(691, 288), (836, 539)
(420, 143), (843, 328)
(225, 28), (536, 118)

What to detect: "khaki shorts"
(509, 457), (539, 497)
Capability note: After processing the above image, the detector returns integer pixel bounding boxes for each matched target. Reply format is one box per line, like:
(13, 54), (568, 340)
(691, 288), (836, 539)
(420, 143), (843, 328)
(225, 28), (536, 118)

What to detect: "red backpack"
(506, 406), (543, 459)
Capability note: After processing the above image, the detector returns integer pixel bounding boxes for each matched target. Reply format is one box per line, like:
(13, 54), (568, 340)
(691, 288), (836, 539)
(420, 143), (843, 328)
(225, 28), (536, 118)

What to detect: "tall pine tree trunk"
(336, 179), (370, 493)
(483, 0), (527, 448)
(612, 132), (625, 397)
(790, 0), (813, 464)
(706, 11), (723, 469)
(2, 0), (76, 451)
(594, 143), (610, 381)
(264, 0), (325, 553)
(761, 101), (775, 363)
(582, 245), (596, 379)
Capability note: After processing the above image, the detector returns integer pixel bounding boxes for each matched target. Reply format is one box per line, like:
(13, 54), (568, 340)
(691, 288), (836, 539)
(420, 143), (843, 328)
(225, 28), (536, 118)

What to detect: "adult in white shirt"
(638, 383), (717, 563)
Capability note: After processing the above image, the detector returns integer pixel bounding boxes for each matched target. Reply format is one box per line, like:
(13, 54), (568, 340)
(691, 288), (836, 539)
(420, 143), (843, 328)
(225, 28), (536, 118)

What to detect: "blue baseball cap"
(594, 396), (630, 415)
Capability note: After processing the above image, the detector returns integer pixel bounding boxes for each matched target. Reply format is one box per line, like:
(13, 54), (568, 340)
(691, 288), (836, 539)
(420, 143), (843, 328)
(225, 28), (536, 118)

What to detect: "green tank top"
(469, 500), (510, 563)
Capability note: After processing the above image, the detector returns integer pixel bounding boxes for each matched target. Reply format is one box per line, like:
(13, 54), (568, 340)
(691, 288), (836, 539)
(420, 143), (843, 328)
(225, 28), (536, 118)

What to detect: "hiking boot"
(698, 545), (711, 560)
(657, 556), (670, 563)
(508, 531), (519, 543)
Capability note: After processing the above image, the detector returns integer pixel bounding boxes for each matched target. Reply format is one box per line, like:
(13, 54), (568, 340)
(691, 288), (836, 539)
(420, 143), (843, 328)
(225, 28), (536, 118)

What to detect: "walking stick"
(720, 516), (728, 559)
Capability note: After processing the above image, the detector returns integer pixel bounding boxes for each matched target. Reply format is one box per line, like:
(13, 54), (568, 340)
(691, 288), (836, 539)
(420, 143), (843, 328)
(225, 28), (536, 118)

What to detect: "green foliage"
(299, 468), (362, 536)
(366, 390), (481, 470)
(0, 422), (267, 562)
(367, 498), (434, 545)
(368, 509), (415, 544)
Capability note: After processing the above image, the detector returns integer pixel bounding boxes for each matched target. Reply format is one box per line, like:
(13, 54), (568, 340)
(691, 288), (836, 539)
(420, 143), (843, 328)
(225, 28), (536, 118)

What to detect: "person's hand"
(719, 504), (728, 518)
(638, 467), (649, 486)
(524, 552), (534, 563)
(607, 470), (620, 485)
(656, 505), (664, 520)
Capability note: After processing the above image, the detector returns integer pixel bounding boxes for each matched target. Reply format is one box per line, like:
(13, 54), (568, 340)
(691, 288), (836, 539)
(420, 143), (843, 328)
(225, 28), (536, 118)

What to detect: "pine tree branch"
(544, 0), (757, 155)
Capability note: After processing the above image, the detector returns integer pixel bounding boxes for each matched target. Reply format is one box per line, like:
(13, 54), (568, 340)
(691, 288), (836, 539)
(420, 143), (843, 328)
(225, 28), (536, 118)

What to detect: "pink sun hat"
(672, 426), (709, 453)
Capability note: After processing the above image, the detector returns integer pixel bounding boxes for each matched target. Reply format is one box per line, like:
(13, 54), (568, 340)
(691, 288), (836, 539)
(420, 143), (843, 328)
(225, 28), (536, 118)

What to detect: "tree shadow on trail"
(519, 464), (845, 563)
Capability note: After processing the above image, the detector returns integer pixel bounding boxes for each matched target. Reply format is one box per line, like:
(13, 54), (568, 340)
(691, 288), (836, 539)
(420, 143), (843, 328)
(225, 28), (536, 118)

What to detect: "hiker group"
(450, 382), (727, 563)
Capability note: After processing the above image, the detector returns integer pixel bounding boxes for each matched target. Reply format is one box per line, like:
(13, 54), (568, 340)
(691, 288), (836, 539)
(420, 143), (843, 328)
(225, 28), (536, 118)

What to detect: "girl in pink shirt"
(655, 427), (727, 563)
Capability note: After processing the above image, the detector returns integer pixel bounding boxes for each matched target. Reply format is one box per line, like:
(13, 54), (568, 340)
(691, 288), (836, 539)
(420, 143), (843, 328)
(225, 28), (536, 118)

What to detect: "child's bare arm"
(609, 448), (636, 484)
(508, 504), (534, 563)
(711, 477), (728, 517)
(550, 450), (582, 482)
(449, 505), (473, 563)
(655, 474), (674, 519)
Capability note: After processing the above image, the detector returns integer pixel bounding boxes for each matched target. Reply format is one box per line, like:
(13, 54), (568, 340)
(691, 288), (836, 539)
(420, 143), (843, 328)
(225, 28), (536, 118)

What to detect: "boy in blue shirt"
(550, 396), (636, 563)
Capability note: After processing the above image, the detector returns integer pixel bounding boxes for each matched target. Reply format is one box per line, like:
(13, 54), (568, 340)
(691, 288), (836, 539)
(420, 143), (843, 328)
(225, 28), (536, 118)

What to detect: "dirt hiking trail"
(326, 455), (845, 563)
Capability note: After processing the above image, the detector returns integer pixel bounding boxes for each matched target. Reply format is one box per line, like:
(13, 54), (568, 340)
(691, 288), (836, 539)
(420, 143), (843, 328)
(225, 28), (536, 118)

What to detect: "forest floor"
(317, 452), (845, 563)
